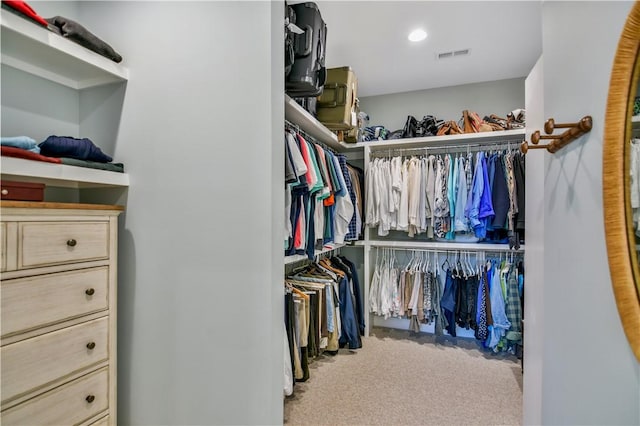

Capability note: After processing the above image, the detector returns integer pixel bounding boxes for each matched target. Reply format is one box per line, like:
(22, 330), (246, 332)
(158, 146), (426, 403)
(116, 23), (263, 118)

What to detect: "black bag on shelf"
(402, 115), (418, 138)
(286, 2), (327, 97)
(416, 115), (442, 137)
(293, 96), (318, 117)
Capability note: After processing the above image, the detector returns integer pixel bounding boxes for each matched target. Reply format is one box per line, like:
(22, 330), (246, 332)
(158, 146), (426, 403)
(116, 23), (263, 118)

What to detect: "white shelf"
(285, 95), (343, 151)
(1, 11), (129, 89)
(351, 128), (526, 151)
(366, 239), (524, 252)
(1, 157), (129, 188)
(284, 242), (348, 265)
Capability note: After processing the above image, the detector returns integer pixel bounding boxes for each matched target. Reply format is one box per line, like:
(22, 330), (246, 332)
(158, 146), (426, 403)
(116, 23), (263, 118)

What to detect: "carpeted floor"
(284, 327), (523, 426)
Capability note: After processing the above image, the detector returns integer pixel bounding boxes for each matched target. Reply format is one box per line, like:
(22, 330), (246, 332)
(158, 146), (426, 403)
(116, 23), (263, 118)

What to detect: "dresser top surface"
(0, 201), (124, 211)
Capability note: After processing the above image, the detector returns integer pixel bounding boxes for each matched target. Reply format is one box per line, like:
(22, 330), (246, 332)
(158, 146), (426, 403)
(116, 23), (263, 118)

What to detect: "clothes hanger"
(456, 251), (466, 278)
(442, 251), (450, 272)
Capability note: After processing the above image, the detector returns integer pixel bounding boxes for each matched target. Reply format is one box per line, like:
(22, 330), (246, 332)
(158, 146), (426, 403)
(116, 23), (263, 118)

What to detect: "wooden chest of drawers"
(0, 202), (123, 426)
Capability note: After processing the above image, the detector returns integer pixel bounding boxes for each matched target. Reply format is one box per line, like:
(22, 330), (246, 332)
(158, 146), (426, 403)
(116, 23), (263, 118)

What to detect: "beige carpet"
(284, 327), (523, 426)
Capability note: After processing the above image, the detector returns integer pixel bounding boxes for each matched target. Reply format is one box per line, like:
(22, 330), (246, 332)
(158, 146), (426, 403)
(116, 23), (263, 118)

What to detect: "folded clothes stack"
(1, 135), (125, 173)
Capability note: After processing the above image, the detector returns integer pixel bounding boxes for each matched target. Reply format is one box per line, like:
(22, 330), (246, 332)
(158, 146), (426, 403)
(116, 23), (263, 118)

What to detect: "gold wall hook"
(544, 116), (593, 134)
(521, 115), (593, 154)
(531, 130), (557, 145)
(520, 141), (550, 154)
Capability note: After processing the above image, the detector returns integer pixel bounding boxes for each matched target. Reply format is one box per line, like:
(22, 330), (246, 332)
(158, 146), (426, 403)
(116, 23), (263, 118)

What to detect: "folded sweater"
(46, 16), (122, 63)
(2, 1), (48, 27)
(1, 136), (40, 153)
(1, 145), (61, 163)
(60, 157), (124, 173)
(39, 135), (112, 163)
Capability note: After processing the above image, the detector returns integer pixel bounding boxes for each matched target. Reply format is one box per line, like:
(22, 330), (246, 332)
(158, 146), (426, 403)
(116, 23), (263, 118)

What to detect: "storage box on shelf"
(0, 201), (123, 426)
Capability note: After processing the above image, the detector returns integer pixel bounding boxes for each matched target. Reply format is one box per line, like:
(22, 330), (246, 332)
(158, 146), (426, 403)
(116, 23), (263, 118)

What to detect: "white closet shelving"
(284, 243), (348, 265)
(354, 128), (526, 150)
(1, 11), (129, 89)
(284, 93), (526, 336)
(360, 130), (527, 252)
(1, 11), (130, 190)
(362, 239), (523, 252)
(359, 130), (526, 336)
(285, 94), (343, 151)
(1, 156), (129, 188)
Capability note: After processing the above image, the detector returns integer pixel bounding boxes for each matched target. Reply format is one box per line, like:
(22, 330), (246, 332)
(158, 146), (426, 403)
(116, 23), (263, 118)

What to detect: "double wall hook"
(520, 115), (593, 154)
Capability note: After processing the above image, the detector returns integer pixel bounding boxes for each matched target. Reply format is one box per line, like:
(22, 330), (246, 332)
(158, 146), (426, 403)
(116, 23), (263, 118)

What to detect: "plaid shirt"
(338, 154), (359, 240)
(505, 264), (522, 344)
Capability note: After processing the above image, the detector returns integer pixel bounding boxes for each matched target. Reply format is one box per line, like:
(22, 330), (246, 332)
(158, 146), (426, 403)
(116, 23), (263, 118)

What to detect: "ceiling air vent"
(437, 49), (470, 59)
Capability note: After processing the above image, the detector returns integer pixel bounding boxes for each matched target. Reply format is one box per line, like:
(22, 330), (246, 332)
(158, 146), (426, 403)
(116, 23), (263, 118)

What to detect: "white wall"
(359, 77), (525, 132)
(1, 65), (80, 141)
(28, 1), (80, 20)
(523, 55), (545, 426)
(537, 2), (639, 424)
(77, 2), (283, 424)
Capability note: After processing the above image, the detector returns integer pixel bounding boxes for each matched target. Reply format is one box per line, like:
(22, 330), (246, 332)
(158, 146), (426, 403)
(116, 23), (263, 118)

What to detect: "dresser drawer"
(19, 222), (109, 269)
(1, 317), (109, 403)
(1, 368), (109, 426)
(89, 415), (110, 426)
(1, 267), (109, 337)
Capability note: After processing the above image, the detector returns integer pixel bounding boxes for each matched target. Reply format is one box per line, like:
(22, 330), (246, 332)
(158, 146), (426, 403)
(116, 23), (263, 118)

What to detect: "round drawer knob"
(1, 189), (8, 195)
(85, 288), (95, 296)
(86, 342), (96, 350)
(86, 395), (95, 403)
(67, 239), (77, 247)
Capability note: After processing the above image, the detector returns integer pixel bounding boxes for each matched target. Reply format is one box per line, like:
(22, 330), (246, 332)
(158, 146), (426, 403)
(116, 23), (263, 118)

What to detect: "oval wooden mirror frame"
(603, 1), (640, 362)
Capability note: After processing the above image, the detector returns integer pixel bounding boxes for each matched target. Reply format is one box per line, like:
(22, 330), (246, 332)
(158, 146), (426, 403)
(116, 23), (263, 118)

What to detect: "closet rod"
(374, 247), (523, 255)
(368, 139), (524, 157)
(286, 119), (338, 154)
(284, 245), (343, 269)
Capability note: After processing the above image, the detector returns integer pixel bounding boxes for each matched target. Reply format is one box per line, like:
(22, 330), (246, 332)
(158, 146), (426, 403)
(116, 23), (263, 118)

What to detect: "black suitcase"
(286, 2), (327, 97)
(285, 4), (296, 78)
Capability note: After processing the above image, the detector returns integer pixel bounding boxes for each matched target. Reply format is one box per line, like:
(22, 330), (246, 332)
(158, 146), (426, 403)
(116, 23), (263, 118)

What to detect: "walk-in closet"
(1, 1), (638, 425)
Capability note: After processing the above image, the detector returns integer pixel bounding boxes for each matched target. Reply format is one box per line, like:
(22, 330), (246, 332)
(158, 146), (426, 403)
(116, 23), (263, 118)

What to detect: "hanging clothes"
(284, 252), (365, 396)
(365, 149), (524, 244)
(486, 261), (511, 350)
(285, 128), (359, 259)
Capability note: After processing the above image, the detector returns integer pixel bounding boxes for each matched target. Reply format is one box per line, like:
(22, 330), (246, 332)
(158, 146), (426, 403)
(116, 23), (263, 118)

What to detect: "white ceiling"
(303, 1), (543, 97)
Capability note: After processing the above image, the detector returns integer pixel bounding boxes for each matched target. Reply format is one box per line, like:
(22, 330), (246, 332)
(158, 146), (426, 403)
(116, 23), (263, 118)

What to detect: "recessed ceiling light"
(408, 29), (427, 42)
